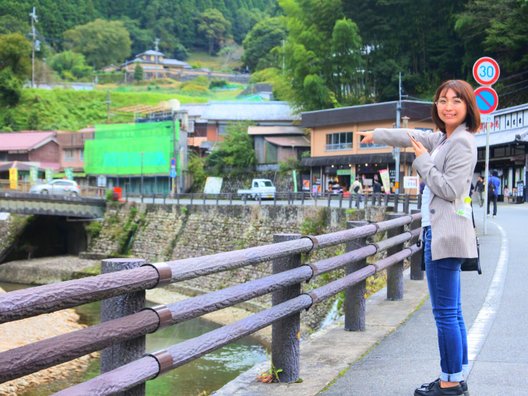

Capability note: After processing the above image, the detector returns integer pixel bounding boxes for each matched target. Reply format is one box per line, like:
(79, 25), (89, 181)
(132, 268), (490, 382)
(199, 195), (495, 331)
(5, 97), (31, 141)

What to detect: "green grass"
(186, 49), (243, 72)
(0, 79), (247, 131)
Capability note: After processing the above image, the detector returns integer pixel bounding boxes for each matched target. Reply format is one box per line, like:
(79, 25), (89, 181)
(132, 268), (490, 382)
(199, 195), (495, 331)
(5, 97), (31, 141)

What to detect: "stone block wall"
(82, 202), (392, 329)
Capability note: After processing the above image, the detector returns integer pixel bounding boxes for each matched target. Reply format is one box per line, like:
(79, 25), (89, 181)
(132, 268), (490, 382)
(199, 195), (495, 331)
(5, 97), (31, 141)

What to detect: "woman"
(358, 80), (479, 396)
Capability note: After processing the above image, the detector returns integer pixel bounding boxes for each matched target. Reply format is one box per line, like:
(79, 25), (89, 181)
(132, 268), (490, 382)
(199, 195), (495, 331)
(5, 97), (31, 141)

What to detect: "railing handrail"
(0, 210), (424, 394)
(0, 213), (419, 323)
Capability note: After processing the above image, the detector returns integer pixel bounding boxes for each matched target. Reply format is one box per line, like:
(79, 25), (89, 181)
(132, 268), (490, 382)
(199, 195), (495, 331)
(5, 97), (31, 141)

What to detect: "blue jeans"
(423, 226), (468, 382)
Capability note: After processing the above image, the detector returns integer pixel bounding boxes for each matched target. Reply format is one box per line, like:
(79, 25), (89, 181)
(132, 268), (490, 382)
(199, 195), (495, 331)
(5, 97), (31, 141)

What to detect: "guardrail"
(0, 210), (424, 395)
(125, 192), (423, 213)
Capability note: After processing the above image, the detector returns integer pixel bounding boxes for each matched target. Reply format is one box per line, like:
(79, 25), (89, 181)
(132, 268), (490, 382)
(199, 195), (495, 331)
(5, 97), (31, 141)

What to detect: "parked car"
(237, 179), (276, 200)
(29, 179), (81, 197)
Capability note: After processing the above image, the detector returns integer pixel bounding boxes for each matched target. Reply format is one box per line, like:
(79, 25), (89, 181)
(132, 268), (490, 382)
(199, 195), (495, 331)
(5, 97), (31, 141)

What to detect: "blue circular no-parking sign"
(474, 86), (499, 114)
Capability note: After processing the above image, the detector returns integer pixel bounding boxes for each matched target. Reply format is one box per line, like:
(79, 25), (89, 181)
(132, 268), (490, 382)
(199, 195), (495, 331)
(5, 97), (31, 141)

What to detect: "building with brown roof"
(301, 100), (435, 194)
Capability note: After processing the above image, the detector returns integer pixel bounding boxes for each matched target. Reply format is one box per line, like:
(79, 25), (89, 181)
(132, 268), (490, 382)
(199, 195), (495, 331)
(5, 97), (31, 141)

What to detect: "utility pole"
(154, 38), (160, 80)
(29, 7), (38, 88)
(105, 90), (111, 123)
(393, 72), (402, 194)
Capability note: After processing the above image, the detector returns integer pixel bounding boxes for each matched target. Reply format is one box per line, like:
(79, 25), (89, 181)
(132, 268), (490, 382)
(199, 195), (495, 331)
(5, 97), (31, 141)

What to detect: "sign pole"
(484, 128), (490, 234)
(473, 56), (500, 235)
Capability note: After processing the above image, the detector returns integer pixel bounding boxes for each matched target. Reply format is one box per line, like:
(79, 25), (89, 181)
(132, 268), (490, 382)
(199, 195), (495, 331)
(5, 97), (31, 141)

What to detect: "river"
(0, 282), (267, 396)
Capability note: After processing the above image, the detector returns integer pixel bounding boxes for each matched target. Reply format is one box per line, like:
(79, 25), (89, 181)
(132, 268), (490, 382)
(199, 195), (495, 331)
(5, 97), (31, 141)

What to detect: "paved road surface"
(322, 203), (528, 396)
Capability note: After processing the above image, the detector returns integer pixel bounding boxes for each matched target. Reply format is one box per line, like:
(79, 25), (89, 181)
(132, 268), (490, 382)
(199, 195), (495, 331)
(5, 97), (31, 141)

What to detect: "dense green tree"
(63, 19), (131, 69)
(242, 16), (287, 72)
(0, 67), (22, 106)
(197, 9), (232, 55)
(330, 18), (364, 104)
(0, 15), (29, 35)
(0, 33), (32, 78)
(49, 51), (93, 80)
(456, 0), (528, 105)
(133, 64), (144, 82)
(205, 122), (256, 176)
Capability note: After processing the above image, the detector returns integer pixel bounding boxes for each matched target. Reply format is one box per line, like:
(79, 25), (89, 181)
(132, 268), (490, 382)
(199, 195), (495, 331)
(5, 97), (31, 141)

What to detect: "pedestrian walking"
(475, 176), (484, 207)
(358, 80), (479, 396)
(487, 171), (500, 217)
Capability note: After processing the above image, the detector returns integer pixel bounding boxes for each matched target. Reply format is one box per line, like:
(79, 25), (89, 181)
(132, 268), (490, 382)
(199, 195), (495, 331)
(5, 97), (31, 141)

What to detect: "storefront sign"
(403, 176), (420, 189)
(379, 169), (391, 194)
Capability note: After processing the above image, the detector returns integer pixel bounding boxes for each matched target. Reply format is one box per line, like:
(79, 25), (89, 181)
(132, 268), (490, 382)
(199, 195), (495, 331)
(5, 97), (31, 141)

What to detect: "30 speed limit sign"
(473, 57), (500, 86)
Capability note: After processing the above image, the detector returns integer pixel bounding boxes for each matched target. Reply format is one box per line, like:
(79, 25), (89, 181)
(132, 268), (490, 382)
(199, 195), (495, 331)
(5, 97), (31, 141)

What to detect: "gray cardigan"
(373, 124), (478, 260)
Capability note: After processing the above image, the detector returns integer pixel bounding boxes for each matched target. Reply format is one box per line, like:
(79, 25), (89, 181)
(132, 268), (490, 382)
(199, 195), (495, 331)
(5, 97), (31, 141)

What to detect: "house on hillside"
(248, 126), (309, 171)
(182, 101), (300, 155)
(121, 50), (191, 80)
(301, 100), (434, 194)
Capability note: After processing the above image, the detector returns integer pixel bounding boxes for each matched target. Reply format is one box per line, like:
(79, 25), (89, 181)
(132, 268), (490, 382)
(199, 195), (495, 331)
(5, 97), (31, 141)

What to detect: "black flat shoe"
(418, 379), (468, 396)
(414, 380), (465, 396)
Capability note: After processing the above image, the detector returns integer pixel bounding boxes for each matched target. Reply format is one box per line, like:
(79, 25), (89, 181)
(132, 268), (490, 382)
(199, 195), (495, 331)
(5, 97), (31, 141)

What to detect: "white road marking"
(467, 222), (508, 368)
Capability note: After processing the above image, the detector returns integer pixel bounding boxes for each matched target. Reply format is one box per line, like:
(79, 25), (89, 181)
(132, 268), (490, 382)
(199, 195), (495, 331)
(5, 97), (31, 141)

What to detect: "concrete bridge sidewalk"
(215, 203), (528, 396)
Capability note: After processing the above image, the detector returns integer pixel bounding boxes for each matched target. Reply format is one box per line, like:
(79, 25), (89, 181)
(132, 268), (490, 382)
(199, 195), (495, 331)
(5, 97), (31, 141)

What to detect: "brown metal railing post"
(403, 194), (410, 213)
(101, 258), (147, 396)
(393, 194), (400, 212)
(386, 213), (405, 300)
(410, 209), (424, 280)
(271, 233), (302, 383)
(344, 221), (368, 331)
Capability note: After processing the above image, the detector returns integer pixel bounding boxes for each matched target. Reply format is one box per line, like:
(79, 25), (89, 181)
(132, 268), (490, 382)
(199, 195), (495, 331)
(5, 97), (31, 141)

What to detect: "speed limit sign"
(473, 57), (500, 86)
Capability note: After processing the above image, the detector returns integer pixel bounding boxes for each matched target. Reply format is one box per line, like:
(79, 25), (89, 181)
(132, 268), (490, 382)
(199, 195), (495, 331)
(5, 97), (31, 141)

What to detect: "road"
(322, 202), (528, 396)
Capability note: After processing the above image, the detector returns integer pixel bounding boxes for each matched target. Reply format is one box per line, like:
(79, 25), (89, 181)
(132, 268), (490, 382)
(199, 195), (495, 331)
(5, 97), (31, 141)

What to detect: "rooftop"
(182, 101), (299, 122)
(0, 131), (57, 151)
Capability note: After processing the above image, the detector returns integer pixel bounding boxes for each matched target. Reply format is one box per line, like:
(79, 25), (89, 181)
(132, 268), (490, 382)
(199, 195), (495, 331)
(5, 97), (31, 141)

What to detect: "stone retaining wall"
(81, 203), (388, 329)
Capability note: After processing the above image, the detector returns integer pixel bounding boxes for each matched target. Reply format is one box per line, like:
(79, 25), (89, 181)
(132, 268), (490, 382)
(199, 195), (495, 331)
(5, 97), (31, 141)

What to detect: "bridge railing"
(126, 191), (422, 213)
(0, 210), (423, 395)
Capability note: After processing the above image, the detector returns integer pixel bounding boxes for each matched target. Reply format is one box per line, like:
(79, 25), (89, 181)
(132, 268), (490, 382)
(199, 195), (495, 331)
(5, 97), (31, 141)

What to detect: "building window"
(359, 129), (386, 149)
(326, 132), (352, 151)
(64, 149), (75, 162)
(218, 123), (228, 135)
(79, 149), (84, 161)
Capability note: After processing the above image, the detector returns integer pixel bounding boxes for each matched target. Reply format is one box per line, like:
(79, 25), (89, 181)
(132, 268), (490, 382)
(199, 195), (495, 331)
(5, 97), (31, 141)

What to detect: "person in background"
(475, 176), (484, 207)
(487, 171), (501, 217)
(373, 175), (382, 193)
(358, 79), (479, 396)
(351, 178), (363, 194)
(503, 185), (511, 203)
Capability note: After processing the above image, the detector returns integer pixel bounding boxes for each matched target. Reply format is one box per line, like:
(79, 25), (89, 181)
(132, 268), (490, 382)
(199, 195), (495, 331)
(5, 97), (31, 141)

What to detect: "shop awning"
(474, 126), (528, 148)
(301, 152), (415, 167)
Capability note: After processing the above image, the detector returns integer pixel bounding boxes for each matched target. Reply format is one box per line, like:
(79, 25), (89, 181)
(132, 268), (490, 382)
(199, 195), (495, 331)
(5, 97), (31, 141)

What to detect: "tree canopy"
(63, 19), (131, 69)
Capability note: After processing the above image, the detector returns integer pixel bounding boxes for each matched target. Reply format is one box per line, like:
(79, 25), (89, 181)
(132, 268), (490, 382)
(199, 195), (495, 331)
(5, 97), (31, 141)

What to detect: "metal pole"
(484, 126), (490, 234)
(140, 152), (144, 197)
(394, 72), (402, 194)
(271, 233), (302, 383)
(101, 258), (147, 396)
(29, 7), (37, 88)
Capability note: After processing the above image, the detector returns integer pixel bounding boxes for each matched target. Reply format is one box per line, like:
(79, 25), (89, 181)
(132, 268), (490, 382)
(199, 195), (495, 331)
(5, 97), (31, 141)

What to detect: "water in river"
(0, 282), (268, 396)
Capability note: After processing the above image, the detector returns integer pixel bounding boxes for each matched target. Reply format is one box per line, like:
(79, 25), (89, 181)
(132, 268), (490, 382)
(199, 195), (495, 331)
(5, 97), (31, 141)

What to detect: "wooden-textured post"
(344, 221), (369, 331)
(403, 195), (410, 213)
(101, 258), (147, 396)
(386, 213), (405, 300)
(271, 233), (302, 383)
(410, 209), (424, 280)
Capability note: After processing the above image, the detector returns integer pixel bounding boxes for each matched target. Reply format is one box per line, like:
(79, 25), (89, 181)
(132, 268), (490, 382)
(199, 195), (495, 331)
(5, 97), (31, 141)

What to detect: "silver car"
(29, 179), (81, 197)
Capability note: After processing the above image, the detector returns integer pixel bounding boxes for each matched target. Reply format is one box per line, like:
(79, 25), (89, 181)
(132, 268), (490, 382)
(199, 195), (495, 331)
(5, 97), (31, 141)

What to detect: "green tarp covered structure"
(84, 121), (180, 176)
